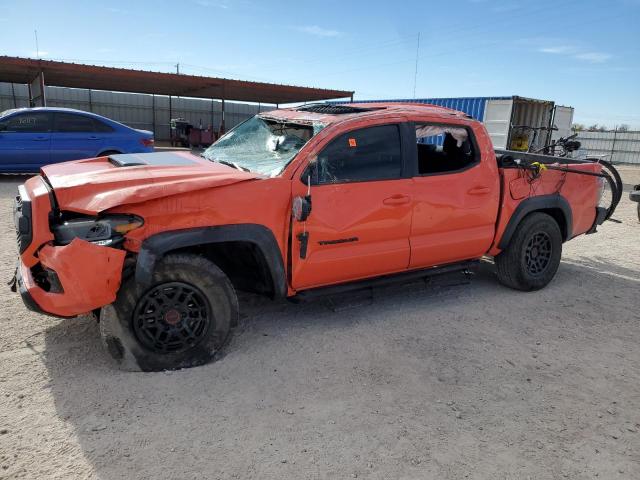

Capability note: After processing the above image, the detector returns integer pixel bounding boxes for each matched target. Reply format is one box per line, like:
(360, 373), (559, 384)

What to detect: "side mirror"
(292, 195), (312, 222)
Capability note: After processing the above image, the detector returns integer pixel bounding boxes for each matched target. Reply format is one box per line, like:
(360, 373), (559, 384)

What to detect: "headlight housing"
(52, 214), (143, 246)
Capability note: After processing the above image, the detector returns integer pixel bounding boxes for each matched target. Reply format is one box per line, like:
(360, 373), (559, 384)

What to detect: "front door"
(291, 124), (413, 290)
(0, 111), (51, 171)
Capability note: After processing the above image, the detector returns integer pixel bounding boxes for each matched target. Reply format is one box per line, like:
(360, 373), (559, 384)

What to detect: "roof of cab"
(259, 102), (471, 125)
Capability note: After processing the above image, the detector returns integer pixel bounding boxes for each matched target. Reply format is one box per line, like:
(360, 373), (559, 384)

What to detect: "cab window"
(312, 124), (402, 185)
(0, 112), (51, 133)
(415, 124), (477, 175)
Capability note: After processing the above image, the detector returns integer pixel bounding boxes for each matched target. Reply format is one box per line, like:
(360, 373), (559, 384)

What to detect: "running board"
(291, 260), (479, 302)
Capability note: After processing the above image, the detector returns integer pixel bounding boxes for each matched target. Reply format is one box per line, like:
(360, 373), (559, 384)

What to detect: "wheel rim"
(524, 232), (552, 276)
(132, 282), (211, 354)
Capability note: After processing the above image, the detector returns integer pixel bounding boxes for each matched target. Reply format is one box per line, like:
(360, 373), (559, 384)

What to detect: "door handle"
(87, 136), (100, 140)
(383, 194), (411, 206)
(467, 186), (491, 195)
(32, 136), (48, 141)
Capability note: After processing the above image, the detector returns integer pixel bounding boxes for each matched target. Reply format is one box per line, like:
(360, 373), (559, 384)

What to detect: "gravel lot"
(0, 167), (639, 479)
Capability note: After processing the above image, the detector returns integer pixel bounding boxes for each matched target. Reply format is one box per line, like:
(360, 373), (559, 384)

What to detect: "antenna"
(412, 32), (420, 98)
(34, 30), (39, 59)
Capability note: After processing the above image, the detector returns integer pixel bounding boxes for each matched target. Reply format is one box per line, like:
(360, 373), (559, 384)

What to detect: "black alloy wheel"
(132, 281), (211, 354)
(524, 232), (552, 277)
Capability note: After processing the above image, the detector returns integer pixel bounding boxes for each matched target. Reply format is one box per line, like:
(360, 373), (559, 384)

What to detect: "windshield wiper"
(218, 160), (251, 172)
(200, 153), (251, 172)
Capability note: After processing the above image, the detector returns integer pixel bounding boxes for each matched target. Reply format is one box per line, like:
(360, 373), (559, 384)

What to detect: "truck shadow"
(38, 258), (638, 478)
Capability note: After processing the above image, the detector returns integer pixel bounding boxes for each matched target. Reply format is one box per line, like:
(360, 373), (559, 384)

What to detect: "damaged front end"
(12, 175), (136, 318)
(16, 239), (126, 318)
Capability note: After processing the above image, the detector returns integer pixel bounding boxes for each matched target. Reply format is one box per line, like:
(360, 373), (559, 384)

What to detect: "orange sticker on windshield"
(348, 138), (357, 147)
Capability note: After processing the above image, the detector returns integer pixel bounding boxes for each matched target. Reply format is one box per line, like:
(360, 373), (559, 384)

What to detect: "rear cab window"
(311, 124), (403, 185)
(414, 123), (478, 175)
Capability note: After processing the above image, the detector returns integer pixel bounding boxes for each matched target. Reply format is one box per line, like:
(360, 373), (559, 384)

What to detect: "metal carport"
(0, 56), (354, 132)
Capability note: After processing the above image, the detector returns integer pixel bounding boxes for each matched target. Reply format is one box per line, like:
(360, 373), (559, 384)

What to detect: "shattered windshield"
(202, 115), (324, 176)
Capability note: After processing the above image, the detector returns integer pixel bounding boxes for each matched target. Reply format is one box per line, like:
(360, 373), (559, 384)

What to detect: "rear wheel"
(495, 212), (562, 291)
(99, 254), (237, 371)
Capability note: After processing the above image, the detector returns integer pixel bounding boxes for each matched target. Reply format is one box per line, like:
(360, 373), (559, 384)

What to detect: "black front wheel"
(100, 254), (238, 371)
(495, 212), (563, 291)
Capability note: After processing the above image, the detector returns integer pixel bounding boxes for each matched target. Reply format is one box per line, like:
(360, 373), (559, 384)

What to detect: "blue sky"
(1, 0), (639, 127)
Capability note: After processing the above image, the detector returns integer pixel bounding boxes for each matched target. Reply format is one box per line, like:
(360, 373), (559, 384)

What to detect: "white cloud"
(574, 52), (612, 63)
(106, 7), (129, 14)
(294, 25), (342, 38)
(29, 51), (49, 57)
(538, 44), (611, 64)
(194, 0), (229, 8)
(539, 45), (576, 54)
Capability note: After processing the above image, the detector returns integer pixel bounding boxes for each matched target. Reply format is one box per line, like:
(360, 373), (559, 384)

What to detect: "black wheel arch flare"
(135, 224), (287, 299)
(498, 194), (573, 250)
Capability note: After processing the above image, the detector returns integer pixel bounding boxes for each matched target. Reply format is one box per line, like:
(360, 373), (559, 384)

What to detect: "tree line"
(572, 123), (631, 132)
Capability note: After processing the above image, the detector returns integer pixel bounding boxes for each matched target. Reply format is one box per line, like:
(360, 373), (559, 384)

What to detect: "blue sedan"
(0, 107), (154, 172)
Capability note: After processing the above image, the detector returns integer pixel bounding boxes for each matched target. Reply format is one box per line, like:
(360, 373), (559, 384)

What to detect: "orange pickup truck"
(12, 103), (614, 371)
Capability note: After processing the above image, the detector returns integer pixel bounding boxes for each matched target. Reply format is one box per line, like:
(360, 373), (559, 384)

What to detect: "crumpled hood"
(42, 151), (260, 215)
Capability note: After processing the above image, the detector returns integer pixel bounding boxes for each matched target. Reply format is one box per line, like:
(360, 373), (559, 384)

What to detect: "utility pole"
(34, 30), (39, 58)
(413, 32), (420, 99)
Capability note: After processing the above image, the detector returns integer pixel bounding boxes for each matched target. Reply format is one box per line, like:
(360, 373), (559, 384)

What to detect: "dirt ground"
(0, 167), (639, 480)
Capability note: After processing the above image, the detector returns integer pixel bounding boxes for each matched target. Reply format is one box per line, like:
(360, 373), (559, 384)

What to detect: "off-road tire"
(495, 212), (562, 291)
(99, 254), (238, 372)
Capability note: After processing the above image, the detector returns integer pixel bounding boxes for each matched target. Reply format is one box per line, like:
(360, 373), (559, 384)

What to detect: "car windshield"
(0, 109), (18, 119)
(202, 115), (324, 176)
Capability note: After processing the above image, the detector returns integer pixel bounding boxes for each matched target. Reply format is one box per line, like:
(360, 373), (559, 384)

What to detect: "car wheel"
(99, 254), (238, 372)
(495, 212), (562, 291)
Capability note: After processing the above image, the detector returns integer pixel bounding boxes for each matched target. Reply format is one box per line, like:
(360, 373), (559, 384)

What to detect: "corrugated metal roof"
(0, 56), (353, 105)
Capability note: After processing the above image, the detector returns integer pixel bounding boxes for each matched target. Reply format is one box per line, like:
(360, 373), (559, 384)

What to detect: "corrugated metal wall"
(574, 131), (640, 164)
(0, 82), (277, 140)
(510, 99), (554, 151)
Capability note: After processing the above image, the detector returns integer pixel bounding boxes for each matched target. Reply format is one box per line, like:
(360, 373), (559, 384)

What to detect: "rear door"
(0, 111), (51, 171)
(51, 112), (106, 162)
(408, 122), (500, 268)
(551, 106), (574, 142)
(483, 99), (513, 150)
(290, 123), (413, 290)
